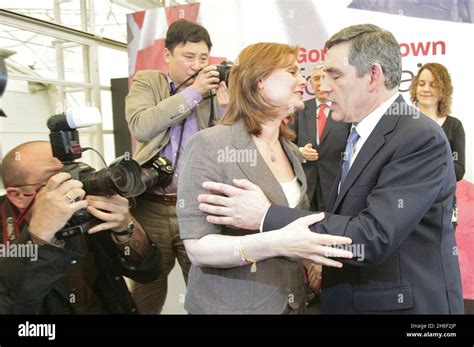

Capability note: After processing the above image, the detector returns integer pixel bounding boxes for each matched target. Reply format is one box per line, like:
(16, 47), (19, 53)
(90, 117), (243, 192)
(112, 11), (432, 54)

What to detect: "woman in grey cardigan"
(176, 42), (352, 314)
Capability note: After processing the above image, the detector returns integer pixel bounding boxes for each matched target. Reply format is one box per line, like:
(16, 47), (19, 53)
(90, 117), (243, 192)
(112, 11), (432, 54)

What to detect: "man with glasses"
(0, 141), (161, 314)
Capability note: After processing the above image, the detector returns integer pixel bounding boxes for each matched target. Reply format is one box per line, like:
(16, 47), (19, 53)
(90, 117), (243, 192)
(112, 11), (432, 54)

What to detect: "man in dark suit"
(293, 64), (350, 212)
(293, 64), (350, 306)
(196, 24), (464, 314)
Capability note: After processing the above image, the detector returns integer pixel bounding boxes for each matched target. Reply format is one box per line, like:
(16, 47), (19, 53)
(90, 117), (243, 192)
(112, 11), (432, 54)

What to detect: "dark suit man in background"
(293, 64), (350, 212)
(196, 24), (464, 314)
(293, 64), (350, 306)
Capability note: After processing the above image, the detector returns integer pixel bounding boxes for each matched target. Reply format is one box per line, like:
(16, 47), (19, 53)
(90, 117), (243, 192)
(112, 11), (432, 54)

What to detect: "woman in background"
(410, 62), (465, 229)
(410, 62), (465, 181)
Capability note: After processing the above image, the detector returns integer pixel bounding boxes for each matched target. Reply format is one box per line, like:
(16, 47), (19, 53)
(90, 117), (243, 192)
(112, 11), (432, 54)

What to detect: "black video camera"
(47, 108), (173, 239)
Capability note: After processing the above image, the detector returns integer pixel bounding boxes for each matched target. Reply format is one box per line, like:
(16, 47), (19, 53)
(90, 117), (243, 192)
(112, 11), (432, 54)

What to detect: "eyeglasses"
(10, 182), (47, 196)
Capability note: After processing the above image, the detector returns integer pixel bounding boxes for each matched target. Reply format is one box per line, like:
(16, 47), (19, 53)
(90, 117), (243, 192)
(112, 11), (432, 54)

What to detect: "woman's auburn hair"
(219, 42), (299, 140)
(410, 62), (453, 118)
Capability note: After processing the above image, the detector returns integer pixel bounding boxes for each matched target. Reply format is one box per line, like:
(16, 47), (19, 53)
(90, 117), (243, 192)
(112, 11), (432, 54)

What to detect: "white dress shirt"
(350, 93), (400, 166)
(337, 93), (400, 194)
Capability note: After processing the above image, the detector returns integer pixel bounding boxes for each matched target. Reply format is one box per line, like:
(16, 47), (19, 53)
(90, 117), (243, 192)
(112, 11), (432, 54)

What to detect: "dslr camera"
(216, 61), (233, 85)
(47, 107), (173, 239)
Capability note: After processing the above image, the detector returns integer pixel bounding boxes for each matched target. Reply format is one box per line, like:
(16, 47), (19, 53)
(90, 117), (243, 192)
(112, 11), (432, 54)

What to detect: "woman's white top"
(279, 176), (302, 208)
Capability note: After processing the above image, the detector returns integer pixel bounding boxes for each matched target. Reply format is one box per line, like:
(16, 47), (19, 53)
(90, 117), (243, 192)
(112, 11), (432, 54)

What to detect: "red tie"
(317, 103), (328, 141)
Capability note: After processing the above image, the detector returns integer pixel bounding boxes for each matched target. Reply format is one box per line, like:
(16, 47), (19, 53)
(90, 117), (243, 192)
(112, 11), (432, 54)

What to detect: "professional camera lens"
(111, 169), (126, 187)
(107, 162), (141, 195)
(80, 158), (145, 197)
(144, 156), (173, 189)
(81, 168), (116, 196)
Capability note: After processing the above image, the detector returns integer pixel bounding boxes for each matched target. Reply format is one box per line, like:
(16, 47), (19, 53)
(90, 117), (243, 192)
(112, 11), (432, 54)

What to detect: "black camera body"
(47, 111), (174, 239)
(216, 61), (232, 84)
(58, 162), (98, 238)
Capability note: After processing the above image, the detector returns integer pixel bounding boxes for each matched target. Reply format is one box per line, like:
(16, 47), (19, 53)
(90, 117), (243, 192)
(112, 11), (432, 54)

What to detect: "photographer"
(125, 19), (227, 313)
(0, 141), (161, 314)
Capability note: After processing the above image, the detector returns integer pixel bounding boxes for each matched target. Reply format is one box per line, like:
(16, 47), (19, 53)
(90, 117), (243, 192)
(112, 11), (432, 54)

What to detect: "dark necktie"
(170, 81), (177, 95)
(340, 127), (360, 186)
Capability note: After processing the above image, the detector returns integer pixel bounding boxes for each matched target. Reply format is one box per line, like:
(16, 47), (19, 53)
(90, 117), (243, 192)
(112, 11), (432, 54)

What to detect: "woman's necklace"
(269, 147), (276, 162)
(254, 135), (280, 163)
(262, 139), (278, 162)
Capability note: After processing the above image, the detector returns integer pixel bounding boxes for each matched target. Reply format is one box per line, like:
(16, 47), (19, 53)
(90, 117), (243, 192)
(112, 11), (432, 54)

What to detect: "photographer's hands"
(86, 195), (132, 235)
(28, 172), (132, 243)
(29, 172), (87, 243)
(192, 65), (220, 96)
(216, 81), (229, 108)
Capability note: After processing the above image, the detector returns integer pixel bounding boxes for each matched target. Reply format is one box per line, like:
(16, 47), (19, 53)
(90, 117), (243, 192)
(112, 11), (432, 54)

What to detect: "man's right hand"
(301, 143), (319, 161)
(198, 179), (270, 230)
(192, 65), (220, 96)
(28, 172), (88, 243)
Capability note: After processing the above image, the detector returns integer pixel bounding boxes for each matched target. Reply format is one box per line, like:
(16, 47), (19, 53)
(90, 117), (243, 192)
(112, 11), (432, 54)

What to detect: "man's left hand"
(86, 195), (131, 233)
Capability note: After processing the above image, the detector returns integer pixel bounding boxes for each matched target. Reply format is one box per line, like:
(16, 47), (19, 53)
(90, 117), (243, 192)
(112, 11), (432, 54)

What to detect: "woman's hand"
(303, 260), (323, 293)
(277, 213), (353, 268)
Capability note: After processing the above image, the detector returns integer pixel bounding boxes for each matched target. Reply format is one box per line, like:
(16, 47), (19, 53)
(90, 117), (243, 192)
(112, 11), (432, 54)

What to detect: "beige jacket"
(125, 70), (218, 165)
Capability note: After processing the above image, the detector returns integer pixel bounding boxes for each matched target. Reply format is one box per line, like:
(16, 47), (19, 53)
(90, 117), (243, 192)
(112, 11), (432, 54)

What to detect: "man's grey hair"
(325, 24), (402, 89)
(311, 63), (325, 79)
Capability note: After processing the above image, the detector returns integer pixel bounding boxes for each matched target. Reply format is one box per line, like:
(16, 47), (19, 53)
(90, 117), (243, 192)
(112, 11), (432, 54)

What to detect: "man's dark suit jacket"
(265, 95), (464, 314)
(292, 98), (350, 211)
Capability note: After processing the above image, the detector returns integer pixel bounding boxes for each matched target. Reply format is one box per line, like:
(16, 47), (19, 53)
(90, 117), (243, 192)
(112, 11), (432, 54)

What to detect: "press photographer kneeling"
(0, 116), (162, 314)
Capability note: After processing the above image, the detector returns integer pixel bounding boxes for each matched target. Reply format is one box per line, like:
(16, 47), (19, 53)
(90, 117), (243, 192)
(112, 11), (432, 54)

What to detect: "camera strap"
(168, 74), (216, 171)
(171, 72), (199, 96)
(1, 200), (18, 244)
(168, 79), (190, 171)
(173, 119), (186, 171)
(1, 196), (34, 244)
(208, 99), (216, 128)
